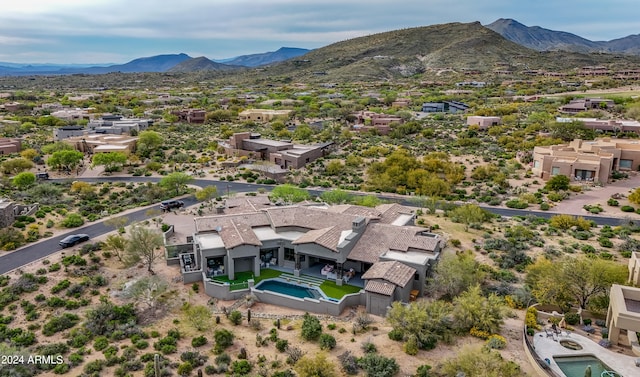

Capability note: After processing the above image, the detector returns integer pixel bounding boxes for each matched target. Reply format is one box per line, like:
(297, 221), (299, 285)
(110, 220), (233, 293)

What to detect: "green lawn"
(210, 269), (283, 290)
(320, 280), (363, 299)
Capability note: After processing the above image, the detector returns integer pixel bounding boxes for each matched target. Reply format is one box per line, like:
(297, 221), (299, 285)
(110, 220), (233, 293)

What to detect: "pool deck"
(532, 330), (638, 376)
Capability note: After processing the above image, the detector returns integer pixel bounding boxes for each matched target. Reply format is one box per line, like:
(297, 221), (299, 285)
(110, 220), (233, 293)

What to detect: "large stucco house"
(167, 198), (443, 316)
(531, 138), (640, 185)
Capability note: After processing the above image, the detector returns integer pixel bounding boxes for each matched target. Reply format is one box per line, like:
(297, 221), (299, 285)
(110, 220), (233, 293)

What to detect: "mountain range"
(1, 19), (640, 78)
(486, 18), (640, 55)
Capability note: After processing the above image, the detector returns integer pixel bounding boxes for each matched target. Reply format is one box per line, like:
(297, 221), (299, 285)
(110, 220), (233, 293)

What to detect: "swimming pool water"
(554, 355), (621, 377)
(255, 280), (323, 299)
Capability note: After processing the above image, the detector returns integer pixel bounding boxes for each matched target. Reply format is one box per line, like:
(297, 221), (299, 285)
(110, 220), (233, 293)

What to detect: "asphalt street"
(0, 177), (629, 275)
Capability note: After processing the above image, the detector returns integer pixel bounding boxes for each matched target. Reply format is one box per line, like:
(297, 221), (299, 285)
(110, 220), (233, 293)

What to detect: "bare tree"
(123, 276), (169, 311)
(104, 216), (129, 233)
(126, 224), (164, 274)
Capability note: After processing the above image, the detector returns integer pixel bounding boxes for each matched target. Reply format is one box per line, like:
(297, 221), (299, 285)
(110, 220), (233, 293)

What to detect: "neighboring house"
(55, 115), (151, 141)
(50, 108), (92, 121)
(606, 284), (640, 355)
(556, 117), (640, 134)
(421, 101), (469, 113)
(222, 132), (333, 169)
(558, 98), (614, 114)
(531, 138), (640, 185)
(238, 109), (292, 122)
(466, 116), (501, 130)
(171, 109), (206, 124)
(168, 200), (443, 316)
(351, 111), (404, 135)
(0, 138), (21, 155)
(64, 134), (138, 154)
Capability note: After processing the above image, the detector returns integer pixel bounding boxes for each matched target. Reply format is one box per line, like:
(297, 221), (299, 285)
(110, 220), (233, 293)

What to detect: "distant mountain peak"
(224, 47), (311, 67)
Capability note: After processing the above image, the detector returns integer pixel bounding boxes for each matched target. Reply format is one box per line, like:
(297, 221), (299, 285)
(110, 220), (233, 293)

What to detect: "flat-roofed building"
(466, 116), (501, 130)
(238, 109), (292, 122)
(531, 138), (640, 185)
(606, 284), (640, 354)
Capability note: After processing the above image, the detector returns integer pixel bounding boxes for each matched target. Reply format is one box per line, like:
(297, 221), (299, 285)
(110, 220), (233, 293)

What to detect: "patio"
(532, 328), (638, 376)
(209, 268), (363, 299)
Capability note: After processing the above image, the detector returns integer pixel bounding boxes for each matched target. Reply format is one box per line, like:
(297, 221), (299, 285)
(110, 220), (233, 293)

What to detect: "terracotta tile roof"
(376, 203), (415, 224)
(265, 206), (356, 230)
(219, 221), (262, 249)
(361, 260), (416, 287)
(327, 205), (383, 219)
(365, 279), (396, 296)
(194, 212), (270, 232)
(348, 223), (440, 264)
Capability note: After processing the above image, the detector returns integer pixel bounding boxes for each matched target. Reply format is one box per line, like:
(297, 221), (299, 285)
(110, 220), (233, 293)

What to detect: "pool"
(254, 279), (324, 300)
(554, 355), (622, 377)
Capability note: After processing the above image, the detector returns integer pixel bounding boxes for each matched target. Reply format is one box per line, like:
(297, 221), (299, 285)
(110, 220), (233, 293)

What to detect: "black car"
(59, 234), (90, 248)
(160, 200), (184, 211)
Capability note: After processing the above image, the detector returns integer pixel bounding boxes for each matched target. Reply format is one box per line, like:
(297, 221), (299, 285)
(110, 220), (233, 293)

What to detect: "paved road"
(0, 177), (629, 275)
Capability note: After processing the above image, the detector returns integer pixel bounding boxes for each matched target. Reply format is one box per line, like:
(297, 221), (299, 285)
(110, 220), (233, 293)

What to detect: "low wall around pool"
(251, 278), (365, 316)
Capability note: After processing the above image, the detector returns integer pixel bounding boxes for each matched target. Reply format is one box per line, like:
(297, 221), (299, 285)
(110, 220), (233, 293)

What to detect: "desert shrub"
(403, 334), (419, 355)
(357, 353), (399, 377)
(214, 328), (234, 354)
(505, 199), (528, 209)
(275, 338), (289, 352)
(362, 341), (377, 354)
(485, 334), (507, 349)
(84, 301), (137, 336)
(319, 333), (336, 350)
(229, 310), (242, 325)
(43, 313), (80, 336)
(621, 205), (635, 212)
(607, 198), (619, 206)
(388, 328), (404, 341)
(192, 335), (207, 347)
(60, 213), (84, 228)
(339, 351), (359, 375)
(230, 360), (252, 376)
(564, 313), (580, 326)
(301, 312), (322, 341)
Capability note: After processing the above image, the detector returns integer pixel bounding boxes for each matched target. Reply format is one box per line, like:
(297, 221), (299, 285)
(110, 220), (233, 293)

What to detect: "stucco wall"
(251, 287), (365, 316)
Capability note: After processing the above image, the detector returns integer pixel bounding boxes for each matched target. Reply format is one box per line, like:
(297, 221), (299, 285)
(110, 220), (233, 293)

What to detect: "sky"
(1, 0), (639, 65)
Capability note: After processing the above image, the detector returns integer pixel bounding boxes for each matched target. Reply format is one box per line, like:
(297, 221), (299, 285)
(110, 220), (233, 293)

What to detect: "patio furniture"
(410, 289), (419, 301)
(321, 264), (334, 276)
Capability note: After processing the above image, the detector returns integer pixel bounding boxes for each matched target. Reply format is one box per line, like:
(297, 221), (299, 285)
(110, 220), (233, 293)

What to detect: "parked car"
(160, 200), (184, 211)
(59, 234), (90, 248)
(35, 172), (50, 180)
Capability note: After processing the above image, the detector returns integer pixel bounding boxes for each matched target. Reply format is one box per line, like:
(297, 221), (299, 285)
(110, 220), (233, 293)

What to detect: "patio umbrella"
(584, 365), (592, 377)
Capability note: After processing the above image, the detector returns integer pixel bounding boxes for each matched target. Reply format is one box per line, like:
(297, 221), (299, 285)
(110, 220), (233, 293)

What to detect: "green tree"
(159, 172), (193, 196)
(125, 225), (164, 273)
(386, 300), (453, 350)
(629, 187), (640, 205)
(548, 120), (595, 141)
(195, 185), (218, 202)
(437, 345), (521, 377)
(20, 148), (39, 161)
(293, 124), (313, 141)
(91, 152), (128, 172)
(430, 251), (486, 298)
(102, 234), (128, 262)
(41, 141), (74, 154)
(545, 174), (570, 191)
(137, 130), (164, 157)
(320, 189), (353, 204)
(183, 303), (213, 331)
(1, 158), (34, 175)
(526, 256), (627, 310)
(12, 172), (36, 189)
(325, 160), (345, 176)
(47, 150), (84, 171)
(448, 204), (492, 231)
(270, 184), (310, 203)
(294, 353), (337, 377)
(453, 285), (506, 334)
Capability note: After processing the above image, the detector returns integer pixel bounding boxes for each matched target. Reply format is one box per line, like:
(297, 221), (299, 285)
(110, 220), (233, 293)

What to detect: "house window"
(619, 159), (633, 169)
(551, 167), (560, 176)
(414, 272), (420, 281)
(284, 247), (295, 262)
(533, 160), (540, 168)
